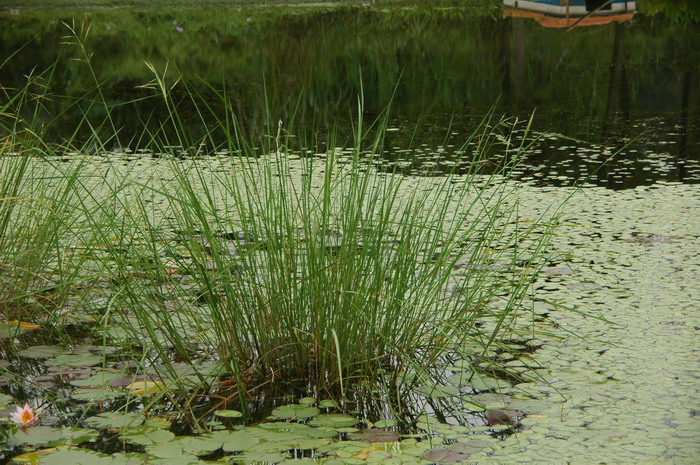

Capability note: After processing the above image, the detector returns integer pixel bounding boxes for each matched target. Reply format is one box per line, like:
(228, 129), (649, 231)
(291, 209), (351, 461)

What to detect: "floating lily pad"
(308, 414), (359, 428)
(70, 371), (123, 387)
(232, 451), (289, 464)
(423, 448), (471, 463)
(0, 323), (27, 338)
(7, 426), (63, 447)
(214, 409), (243, 418)
(125, 381), (164, 396)
(85, 412), (144, 429)
(147, 435), (223, 458)
(0, 393), (12, 406)
(298, 397), (316, 406)
(36, 447), (114, 465)
(318, 400), (338, 409)
(120, 426), (175, 446)
(212, 429), (259, 452)
(447, 438), (493, 455)
(72, 387), (125, 402)
(271, 404), (320, 420)
(46, 353), (103, 368)
(17, 345), (65, 359)
(348, 428), (399, 443)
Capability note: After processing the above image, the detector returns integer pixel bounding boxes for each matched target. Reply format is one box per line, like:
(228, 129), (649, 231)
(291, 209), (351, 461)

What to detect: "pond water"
(1, 2), (699, 188)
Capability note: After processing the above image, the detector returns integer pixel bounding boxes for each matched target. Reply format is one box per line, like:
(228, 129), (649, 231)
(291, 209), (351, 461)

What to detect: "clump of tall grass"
(65, 70), (555, 407)
(1, 27), (558, 411)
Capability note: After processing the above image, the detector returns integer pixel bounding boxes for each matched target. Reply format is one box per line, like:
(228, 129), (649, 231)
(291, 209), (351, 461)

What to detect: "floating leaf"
(121, 426), (175, 446)
(85, 412), (143, 429)
(211, 429), (259, 452)
(423, 448), (471, 463)
(214, 409), (243, 418)
(125, 381), (164, 396)
(0, 323), (27, 338)
(348, 428), (399, 443)
(309, 414), (359, 428)
(18, 345), (64, 359)
(271, 404), (320, 420)
(70, 371), (123, 387)
(72, 387), (125, 402)
(374, 419), (396, 428)
(7, 426), (62, 447)
(233, 451), (289, 464)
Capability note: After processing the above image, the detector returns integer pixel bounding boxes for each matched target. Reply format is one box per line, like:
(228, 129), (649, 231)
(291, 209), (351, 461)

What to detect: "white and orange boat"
(503, 0), (636, 28)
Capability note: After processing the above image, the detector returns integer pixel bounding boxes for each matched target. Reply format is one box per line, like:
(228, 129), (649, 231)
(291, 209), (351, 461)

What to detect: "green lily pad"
(423, 448), (471, 463)
(7, 426), (63, 447)
(298, 397), (316, 406)
(85, 412), (144, 429)
(0, 323), (27, 339)
(0, 393), (12, 406)
(214, 409), (243, 418)
(447, 438), (493, 455)
(271, 404), (320, 420)
(46, 353), (104, 368)
(231, 451), (289, 464)
(212, 429), (259, 452)
(348, 428), (399, 443)
(17, 345), (65, 359)
(70, 371), (123, 387)
(308, 414), (359, 429)
(72, 387), (125, 402)
(318, 400), (338, 409)
(120, 426), (175, 446)
(39, 447), (114, 465)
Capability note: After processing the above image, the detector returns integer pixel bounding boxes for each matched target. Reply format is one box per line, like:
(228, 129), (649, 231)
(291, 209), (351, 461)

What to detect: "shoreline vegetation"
(0, 0), (697, 23)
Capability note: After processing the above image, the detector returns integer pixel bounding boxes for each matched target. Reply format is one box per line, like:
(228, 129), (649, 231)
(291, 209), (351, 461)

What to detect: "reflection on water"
(0, 3), (698, 188)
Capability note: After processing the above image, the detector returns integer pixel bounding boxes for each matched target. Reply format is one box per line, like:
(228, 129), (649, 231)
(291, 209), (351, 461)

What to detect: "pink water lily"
(164, 261), (180, 274)
(10, 404), (42, 428)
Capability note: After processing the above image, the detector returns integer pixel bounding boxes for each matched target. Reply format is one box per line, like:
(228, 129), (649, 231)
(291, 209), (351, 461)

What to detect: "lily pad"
(271, 404), (320, 420)
(212, 429), (260, 452)
(308, 414), (359, 429)
(72, 387), (125, 402)
(214, 409), (243, 418)
(423, 448), (471, 463)
(318, 400), (338, 409)
(17, 345), (65, 359)
(120, 426), (175, 446)
(85, 412), (144, 429)
(348, 428), (399, 443)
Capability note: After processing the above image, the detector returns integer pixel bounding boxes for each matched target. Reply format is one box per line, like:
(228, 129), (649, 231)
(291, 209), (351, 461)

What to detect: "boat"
(502, 0), (636, 28)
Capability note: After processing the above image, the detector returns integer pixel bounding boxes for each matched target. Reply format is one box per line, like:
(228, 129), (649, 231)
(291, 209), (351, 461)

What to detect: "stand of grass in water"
(0, 28), (560, 417)
(58, 72), (556, 413)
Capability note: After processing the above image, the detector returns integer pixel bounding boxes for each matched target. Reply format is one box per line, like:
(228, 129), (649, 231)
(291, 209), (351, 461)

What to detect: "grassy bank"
(0, 0), (414, 9)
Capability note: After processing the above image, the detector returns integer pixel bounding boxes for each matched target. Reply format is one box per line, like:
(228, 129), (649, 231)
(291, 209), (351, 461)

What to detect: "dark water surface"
(1, 3), (698, 188)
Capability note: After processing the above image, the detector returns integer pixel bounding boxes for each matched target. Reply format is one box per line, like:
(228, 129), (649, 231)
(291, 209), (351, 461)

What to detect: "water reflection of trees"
(0, 6), (697, 147)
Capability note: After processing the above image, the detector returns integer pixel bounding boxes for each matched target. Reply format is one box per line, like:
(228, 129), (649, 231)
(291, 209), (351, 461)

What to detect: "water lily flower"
(10, 404), (42, 428)
(176, 26), (184, 33)
(164, 261), (180, 274)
